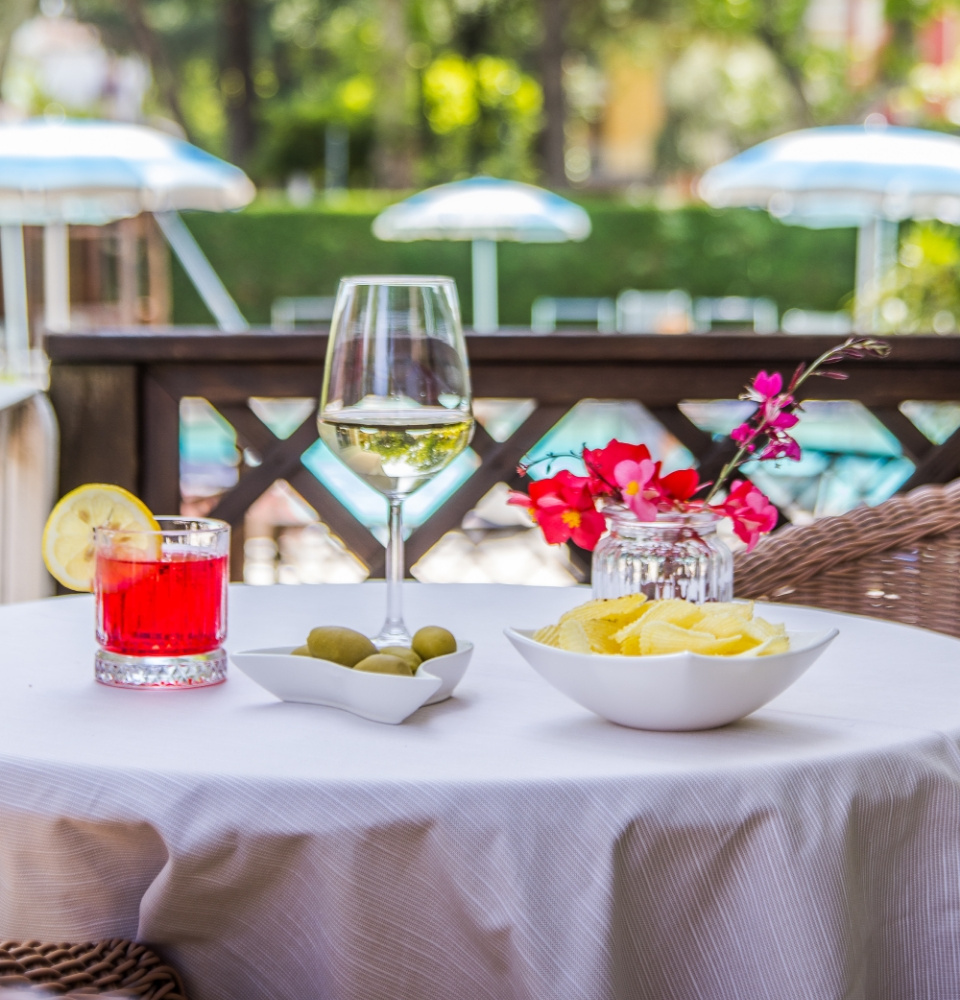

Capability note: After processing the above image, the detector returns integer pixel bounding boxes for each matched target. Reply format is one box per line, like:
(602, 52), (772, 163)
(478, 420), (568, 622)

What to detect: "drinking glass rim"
(604, 505), (722, 529)
(94, 516), (229, 539)
(338, 275), (456, 288)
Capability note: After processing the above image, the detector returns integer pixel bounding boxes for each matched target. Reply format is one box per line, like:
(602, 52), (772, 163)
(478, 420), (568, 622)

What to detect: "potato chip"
(612, 618), (645, 644)
(614, 598), (701, 643)
(700, 636), (750, 656)
(559, 593), (647, 625)
(642, 599), (705, 627)
(531, 595), (790, 658)
(702, 600), (755, 620)
(753, 635), (790, 656)
(696, 612), (752, 639)
(558, 619), (592, 653)
(713, 633), (759, 655)
(610, 604), (652, 630)
(620, 634), (642, 656)
(581, 619), (622, 654)
(532, 624), (561, 647)
(743, 618), (787, 643)
(639, 622), (743, 656)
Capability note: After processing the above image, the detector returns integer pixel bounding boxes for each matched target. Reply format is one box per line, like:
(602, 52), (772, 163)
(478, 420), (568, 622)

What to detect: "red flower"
(659, 467), (700, 502)
(508, 339), (886, 548)
(583, 439), (651, 495)
(719, 480), (778, 551)
(507, 470), (607, 550)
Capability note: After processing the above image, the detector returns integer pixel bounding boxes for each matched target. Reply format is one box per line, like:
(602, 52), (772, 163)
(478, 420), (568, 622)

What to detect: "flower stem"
(703, 443), (751, 505)
(701, 337), (887, 503)
(791, 340), (850, 392)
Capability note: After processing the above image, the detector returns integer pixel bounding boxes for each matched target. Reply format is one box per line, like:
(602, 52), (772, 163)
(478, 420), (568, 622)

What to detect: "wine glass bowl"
(318, 276), (473, 645)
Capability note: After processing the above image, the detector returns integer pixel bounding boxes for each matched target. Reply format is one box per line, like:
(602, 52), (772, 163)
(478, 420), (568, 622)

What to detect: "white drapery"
(0, 386), (58, 602)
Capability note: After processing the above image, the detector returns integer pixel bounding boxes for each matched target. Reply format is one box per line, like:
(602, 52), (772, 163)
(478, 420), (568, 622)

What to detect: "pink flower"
(583, 439), (652, 496)
(760, 436), (801, 462)
(507, 471), (607, 550)
(766, 407), (798, 430)
(508, 339), (886, 545)
(613, 458), (660, 521)
(752, 371), (782, 399)
(718, 480), (778, 551)
(733, 369), (802, 465)
(746, 370), (797, 424)
(731, 422), (754, 448)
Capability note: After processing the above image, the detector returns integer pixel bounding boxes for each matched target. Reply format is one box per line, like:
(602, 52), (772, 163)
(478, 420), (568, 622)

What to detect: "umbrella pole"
(43, 223), (70, 333)
(154, 211), (249, 333)
(0, 225), (30, 372)
(471, 239), (498, 333)
(854, 217), (898, 333)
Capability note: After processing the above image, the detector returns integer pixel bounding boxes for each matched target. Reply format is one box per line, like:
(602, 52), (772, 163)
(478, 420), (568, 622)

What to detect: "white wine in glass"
(318, 276), (473, 645)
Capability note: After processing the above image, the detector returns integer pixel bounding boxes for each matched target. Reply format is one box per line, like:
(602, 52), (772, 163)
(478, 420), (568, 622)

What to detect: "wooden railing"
(46, 327), (960, 580)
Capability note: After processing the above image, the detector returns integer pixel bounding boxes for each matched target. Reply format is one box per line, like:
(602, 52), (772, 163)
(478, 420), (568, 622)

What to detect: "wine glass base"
(372, 625), (413, 648)
(95, 648), (228, 689)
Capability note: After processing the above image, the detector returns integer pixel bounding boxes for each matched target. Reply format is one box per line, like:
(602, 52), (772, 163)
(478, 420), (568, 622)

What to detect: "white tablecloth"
(1, 584), (960, 1000)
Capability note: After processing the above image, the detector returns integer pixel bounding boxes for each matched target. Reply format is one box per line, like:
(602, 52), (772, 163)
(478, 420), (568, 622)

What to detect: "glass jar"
(591, 507), (733, 602)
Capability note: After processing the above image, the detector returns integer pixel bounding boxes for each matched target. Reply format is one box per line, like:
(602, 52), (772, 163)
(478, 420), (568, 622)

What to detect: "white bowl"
(504, 627), (837, 731)
(419, 642), (473, 705)
(230, 642), (473, 724)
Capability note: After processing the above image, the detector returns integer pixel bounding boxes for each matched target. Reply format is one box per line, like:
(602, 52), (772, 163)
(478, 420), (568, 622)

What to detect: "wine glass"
(318, 276), (473, 646)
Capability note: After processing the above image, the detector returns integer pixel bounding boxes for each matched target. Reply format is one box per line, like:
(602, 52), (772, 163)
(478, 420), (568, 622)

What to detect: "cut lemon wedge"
(42, 484), (160, 592)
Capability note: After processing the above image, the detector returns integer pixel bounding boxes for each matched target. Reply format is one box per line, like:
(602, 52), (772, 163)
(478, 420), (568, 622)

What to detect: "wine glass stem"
(377, 497), (411, 646)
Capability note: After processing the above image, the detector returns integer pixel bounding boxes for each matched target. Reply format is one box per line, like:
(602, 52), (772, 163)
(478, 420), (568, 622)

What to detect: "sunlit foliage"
(879, 221), (960, 333)
(57, 0), (960, 187)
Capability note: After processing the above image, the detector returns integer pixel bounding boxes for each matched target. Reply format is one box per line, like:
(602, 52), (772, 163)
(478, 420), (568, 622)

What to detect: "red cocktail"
(94, 518), (229, 688)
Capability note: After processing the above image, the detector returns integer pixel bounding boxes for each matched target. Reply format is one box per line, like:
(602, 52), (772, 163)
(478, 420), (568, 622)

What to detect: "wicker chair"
(0, 939), (186, 999)
(734, 479), (960, 639)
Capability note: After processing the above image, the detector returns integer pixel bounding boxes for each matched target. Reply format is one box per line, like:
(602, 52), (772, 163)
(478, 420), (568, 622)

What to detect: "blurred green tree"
(61, 0), (960, 187)
(878, 221), (960, 334)
(639, 0), (960, 175)
(0, 0), (38, 85)
(72, 0), (548, 186)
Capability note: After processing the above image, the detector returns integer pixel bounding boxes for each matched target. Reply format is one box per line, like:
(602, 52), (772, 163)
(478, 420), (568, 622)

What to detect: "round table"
(2, 583), (960, 1000)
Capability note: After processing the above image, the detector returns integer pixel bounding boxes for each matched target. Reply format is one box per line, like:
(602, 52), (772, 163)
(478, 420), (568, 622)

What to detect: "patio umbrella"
(372, 177), (591, 332)
(0, 118), (256, 367)
(698, 125), (960, 332)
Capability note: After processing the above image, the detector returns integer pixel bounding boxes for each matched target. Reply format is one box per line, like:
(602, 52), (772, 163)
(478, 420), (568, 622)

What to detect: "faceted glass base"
(95, 647), (228, 689)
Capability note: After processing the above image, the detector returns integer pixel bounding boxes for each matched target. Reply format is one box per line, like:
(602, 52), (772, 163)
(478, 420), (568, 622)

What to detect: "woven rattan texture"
(0, 939), (187, 1000)
(734, 480), (960, 638)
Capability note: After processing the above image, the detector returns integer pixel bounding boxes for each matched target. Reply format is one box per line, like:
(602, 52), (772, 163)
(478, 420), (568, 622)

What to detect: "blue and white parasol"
(373, 176), (591, 332)
(699, 125), (960, 331)
(0, 118), (256, 366)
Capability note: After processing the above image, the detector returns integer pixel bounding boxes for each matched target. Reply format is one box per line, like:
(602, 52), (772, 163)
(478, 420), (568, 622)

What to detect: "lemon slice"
(42, 484), (160, 592)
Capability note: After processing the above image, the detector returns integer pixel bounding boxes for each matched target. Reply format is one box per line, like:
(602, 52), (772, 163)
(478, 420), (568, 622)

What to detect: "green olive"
(379, 645), (422, 672)
(306, 626), (377, 667)
(412, 625), (457, 661)
(291, 645), (312, 657)
(353, 654), (414, 676)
